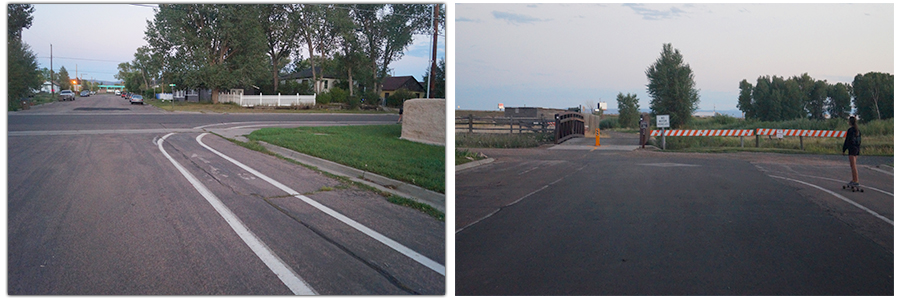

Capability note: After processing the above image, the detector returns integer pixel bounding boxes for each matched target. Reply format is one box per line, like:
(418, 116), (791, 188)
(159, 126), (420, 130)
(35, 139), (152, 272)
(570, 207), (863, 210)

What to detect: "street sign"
(657, 115), (670, 128)
(169, 84), (176, 87)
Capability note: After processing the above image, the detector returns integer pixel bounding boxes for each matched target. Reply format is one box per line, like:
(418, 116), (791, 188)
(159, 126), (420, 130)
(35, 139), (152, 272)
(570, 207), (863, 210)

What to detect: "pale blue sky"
(21, 4), (444, 83)
(455, 3), (894, 112)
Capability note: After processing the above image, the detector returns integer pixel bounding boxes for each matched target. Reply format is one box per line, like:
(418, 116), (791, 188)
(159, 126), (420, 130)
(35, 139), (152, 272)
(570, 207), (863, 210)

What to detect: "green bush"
(598, 117), (619, 130)
(386, 88), (418, 108)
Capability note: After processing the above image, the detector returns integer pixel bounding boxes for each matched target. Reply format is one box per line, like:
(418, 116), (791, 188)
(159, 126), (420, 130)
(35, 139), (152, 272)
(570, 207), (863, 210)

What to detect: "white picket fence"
(218, 90), (316, 107)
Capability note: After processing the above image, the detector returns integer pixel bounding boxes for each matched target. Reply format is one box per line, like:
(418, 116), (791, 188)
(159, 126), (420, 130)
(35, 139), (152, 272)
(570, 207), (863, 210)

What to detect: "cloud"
(622, 3), (687, 20)
(491, 11), (547, 25)
(456, 17), (478, 23)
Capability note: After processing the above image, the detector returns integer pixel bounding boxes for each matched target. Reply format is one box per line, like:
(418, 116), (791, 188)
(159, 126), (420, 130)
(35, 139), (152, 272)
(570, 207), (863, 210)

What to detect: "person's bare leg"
(849, 155), (859, 183)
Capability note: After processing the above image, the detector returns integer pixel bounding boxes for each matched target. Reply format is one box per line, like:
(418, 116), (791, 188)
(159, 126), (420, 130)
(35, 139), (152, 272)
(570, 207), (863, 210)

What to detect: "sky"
(455, 3), (894, 113)
(21, 3), (445, 84)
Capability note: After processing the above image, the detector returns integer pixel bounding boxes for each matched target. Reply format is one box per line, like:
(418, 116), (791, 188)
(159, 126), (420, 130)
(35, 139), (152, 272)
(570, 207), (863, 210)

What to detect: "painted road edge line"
(769, 175), (893, 226)
(196, 133), (446, 276)
(157, 133), (317, 295)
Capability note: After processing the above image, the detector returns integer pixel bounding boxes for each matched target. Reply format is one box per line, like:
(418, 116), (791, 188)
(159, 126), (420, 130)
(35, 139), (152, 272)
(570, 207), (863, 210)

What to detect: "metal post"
(662, 128), (666, 150)
(740, 136), (744, 148)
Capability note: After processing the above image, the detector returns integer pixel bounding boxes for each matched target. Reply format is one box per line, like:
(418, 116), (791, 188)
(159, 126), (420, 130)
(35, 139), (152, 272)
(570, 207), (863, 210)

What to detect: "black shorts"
(848, 147), (860, 156)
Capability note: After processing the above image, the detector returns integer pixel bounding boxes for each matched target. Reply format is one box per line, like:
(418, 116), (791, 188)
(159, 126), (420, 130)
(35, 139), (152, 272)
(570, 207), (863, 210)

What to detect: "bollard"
(595, 128), (600, 146)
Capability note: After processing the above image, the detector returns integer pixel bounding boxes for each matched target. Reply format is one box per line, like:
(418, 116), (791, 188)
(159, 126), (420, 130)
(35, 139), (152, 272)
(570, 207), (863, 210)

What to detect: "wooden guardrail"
(455, 114), (554, 134)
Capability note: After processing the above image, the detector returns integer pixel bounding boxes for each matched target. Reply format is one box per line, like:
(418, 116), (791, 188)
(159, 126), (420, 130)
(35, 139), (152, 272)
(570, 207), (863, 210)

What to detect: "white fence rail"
(218, 91), (316, 107)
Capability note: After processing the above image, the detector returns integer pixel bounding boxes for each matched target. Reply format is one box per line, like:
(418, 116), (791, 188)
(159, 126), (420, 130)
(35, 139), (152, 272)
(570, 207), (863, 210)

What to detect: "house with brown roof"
(381, 76), (425, 99)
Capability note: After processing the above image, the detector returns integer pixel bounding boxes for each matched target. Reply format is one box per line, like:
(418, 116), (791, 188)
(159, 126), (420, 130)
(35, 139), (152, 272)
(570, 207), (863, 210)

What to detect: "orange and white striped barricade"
(650, 129), (755, 147)
(755, 129), (846, 150)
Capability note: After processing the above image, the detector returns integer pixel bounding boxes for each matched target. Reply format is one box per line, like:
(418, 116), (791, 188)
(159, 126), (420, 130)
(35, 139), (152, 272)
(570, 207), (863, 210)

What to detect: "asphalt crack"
(255, 193), (422, 295)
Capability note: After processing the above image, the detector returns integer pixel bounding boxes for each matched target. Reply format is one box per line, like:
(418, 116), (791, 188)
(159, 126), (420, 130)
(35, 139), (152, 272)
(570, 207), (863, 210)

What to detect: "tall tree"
(145, 4), (267, 103)
(353, 4), (436, 96)
(828, 82), (852, 119)
(257, 4), (301, 93)
(737, 79), (754, 119)
(806, 80), (829, 120)
(852, 72), (893, 121)
(7, 39), (42, 105)
(7, 3), (41, 108)
(58, 66), (71, 90)
(645, 43), (699, 128)
(7, 4), (35, 40)
(616, 93), (641, 128)
(292, 4), (340, 94)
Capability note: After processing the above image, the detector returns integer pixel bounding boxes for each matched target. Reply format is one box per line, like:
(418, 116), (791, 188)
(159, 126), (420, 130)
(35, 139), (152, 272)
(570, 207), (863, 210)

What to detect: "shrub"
(598, 117), (619, 129)
(386, 88), (418, 108)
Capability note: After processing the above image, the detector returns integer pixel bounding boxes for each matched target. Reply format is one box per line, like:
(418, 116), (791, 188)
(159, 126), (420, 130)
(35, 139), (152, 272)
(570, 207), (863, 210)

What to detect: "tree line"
(737, 72), (892, 123)
(122, 4), (444, 106)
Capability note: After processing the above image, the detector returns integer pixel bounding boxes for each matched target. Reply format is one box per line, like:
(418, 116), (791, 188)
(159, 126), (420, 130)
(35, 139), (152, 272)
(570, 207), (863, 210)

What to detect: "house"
(381, 76), (425, 99)
(40, 81), (60, 93)
(280, 67), (339, 93)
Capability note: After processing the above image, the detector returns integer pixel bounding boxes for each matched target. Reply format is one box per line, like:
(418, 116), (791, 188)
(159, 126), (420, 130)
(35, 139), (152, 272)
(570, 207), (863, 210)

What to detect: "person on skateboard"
(842, 116), (862, 189)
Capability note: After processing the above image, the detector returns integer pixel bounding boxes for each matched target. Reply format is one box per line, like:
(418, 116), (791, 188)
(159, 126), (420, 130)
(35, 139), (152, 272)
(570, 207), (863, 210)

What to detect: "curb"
(257, 141), (445, 213)
(456, 158), (495, 172)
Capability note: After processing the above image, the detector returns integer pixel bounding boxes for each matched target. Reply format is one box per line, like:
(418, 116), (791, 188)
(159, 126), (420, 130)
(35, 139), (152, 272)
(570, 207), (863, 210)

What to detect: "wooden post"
(800, 136), (804, 151)
(468, 114), (473, 133)
(740, 136), (744, 148)
(509, 116), (513, 134)
(756, 134), (760, 148)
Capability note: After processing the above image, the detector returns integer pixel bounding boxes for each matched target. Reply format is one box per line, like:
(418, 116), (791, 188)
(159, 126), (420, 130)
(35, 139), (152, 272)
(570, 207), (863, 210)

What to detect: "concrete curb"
(257, 141), (445, 213)
(456, 158), (495, 172)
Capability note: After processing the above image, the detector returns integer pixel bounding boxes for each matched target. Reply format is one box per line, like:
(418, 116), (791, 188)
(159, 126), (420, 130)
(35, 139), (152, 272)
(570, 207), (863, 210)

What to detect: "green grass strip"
(248, 124), (445, 194)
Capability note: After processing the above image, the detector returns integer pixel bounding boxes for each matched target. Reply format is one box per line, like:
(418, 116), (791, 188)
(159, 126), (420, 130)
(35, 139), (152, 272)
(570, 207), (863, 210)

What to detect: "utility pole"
(50, 44), (54, 97)
(427, 4), (439, 98)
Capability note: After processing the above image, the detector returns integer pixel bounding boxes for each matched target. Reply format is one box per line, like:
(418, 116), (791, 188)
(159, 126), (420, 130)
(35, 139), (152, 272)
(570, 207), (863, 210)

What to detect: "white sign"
(657, 115), (670, 128)
(776, 129), (784, 139)
(498, 103), (504, 110)
(599, 102), (607, 110)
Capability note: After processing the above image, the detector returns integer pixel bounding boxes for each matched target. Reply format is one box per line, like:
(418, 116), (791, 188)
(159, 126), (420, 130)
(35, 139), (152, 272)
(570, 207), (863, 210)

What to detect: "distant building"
(381, 76), (425, 99)
(40, 81), (60, 93)
(280, 67), (339, 93)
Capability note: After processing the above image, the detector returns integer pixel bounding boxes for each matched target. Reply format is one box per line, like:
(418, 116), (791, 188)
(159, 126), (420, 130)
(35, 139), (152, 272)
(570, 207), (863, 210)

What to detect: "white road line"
(864, 165), (893, 176)
(766, 170), (893, 197)
(157, 133), (317, 295)
(195, 133), (446, 276)
(768, 175), (893, 226)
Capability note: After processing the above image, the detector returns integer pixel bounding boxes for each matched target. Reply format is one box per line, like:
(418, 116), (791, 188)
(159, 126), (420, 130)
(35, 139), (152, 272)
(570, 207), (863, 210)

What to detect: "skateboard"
(842, 183), (864, 192)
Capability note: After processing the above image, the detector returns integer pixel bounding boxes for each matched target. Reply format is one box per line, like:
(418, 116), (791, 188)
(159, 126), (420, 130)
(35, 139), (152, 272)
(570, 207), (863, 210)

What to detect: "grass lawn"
(247, 124), (445, 194)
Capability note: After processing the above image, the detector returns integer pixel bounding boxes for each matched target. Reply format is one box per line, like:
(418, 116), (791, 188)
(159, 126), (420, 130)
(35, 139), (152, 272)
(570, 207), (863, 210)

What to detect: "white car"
(130, 94), (143, 105)
(115, 90), (121, 96)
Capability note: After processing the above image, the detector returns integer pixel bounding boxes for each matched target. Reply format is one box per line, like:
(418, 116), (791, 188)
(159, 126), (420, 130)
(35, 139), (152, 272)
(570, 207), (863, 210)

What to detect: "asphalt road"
(8, 94), (444, 295)
(456, 142), (893, 295)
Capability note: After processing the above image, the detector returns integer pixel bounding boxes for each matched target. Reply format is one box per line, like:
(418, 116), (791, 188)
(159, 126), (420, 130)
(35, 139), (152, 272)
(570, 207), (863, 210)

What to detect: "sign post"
(169, 84), (176, 111)
(657, 115), (670, 150)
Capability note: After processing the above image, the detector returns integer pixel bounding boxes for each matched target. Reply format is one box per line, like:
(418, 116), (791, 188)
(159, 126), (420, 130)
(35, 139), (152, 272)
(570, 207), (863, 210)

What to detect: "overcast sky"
(455, 3), (894, 112)
(22, 4), (444, 84)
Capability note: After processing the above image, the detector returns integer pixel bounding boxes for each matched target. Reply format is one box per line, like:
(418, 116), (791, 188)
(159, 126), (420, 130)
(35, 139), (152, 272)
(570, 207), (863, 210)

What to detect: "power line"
(38, 56), (125, 63)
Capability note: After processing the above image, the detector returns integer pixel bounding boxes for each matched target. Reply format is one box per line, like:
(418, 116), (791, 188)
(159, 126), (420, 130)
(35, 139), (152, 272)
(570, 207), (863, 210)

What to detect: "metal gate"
(554, 112), (584, 144)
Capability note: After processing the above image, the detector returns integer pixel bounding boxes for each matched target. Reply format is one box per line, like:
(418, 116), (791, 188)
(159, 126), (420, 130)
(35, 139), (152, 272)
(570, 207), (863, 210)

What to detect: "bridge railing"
(554, 112), (585, 144)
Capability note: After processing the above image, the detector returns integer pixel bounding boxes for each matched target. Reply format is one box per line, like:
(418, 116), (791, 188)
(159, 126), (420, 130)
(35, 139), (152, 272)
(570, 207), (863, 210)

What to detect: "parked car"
(115, 90), (121, 96)
(129, 94), (143, 105)
(58, 90), (75, 101)
(80, 90), (90, 97)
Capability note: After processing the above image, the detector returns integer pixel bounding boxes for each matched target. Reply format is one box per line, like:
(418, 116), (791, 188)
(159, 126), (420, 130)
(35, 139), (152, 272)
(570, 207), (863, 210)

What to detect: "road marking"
(637, 163), (700, 167)
(9, 128), (201, 136)
(768, 175), (893, 226)
(864, 165), (893, 176)
(158, 133), (317, 295)
(196, 133), (445, 276)
(764, 170), (893, 197)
